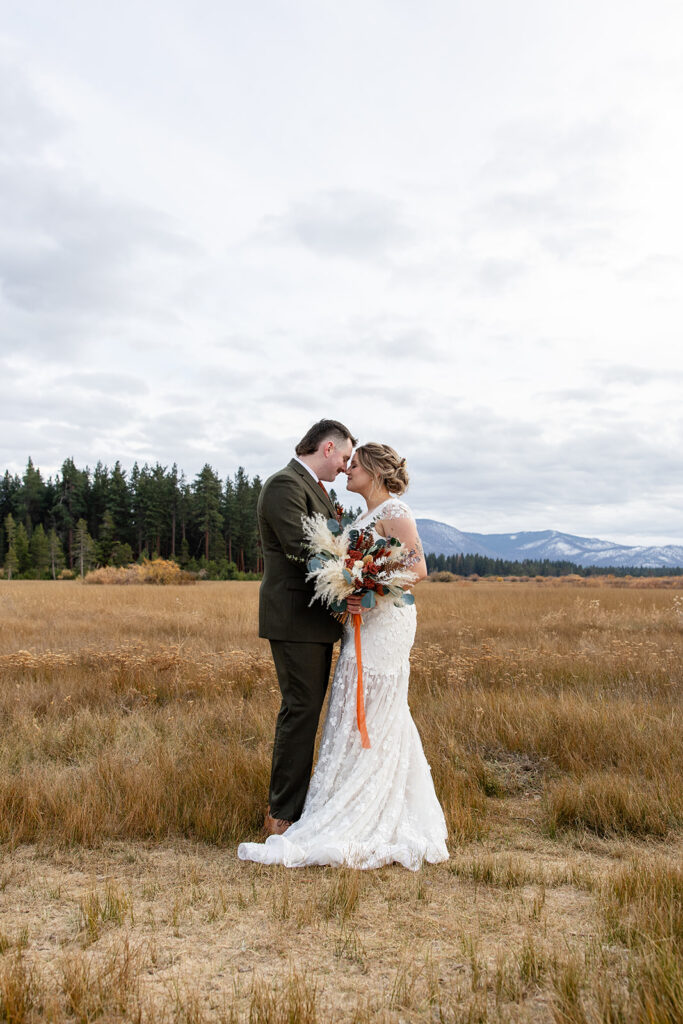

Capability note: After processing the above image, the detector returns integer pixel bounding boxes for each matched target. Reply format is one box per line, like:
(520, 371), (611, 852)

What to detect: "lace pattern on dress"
(358, 499), (424, 559)
(356, 498), (412, 526)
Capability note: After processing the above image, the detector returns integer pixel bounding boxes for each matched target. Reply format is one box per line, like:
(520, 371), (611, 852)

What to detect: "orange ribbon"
(353, 613), (371, 748)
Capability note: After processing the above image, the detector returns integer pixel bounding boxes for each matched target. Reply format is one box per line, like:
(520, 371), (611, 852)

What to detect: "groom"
(258, 419), (358, 836)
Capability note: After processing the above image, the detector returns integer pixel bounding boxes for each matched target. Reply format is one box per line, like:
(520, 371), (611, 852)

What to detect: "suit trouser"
(268, 640), (334, 822)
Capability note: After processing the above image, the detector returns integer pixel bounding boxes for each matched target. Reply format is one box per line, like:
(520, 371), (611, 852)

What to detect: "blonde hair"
(355, 443), (409, 496)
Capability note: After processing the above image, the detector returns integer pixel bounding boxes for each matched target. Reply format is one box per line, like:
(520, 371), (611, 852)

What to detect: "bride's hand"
(346, 594), (363, 615)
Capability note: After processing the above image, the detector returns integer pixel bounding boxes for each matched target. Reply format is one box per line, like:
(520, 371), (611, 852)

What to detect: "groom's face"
(319, 437), (353, 481)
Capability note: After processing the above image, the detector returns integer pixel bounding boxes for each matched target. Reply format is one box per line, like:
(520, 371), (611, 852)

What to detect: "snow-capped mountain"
(416, 520), (683, 569)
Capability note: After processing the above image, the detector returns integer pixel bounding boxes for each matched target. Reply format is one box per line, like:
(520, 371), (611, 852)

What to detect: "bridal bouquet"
(301, 512), (418, 616)
(301, 511), (419, 750)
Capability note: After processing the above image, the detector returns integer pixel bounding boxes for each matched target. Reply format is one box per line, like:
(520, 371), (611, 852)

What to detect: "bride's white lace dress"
(237, 498), (449, 871)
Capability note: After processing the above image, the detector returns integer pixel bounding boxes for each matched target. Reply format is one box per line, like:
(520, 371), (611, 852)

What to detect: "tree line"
(425, 552), (683, 578)
(0, 457), (277, 580)
(2, 457), (677, 581)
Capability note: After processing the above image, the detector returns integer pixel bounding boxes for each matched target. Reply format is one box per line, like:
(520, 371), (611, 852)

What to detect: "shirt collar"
(293, 455), (319, 483)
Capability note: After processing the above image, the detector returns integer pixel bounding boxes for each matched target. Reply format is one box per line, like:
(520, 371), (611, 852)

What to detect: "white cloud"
(264, 190), (413, 260)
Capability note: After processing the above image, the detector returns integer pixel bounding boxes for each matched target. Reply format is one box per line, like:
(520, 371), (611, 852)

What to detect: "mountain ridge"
(415, 520), (683, 569)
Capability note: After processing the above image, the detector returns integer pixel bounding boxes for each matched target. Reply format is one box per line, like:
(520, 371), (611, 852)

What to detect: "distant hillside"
(416, 520), (683, 569)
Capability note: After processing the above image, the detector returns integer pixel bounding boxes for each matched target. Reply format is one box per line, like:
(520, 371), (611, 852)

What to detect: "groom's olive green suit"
(258, 459), (343, 822)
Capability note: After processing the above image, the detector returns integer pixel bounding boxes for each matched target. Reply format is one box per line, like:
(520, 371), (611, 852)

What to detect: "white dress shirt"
(293, 455), (320, 483)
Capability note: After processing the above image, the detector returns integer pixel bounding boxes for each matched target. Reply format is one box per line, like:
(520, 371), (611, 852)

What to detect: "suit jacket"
(258, 459), (344, 643)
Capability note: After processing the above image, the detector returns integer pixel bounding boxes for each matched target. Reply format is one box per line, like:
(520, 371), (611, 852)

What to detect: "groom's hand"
(346, 594), (363, 615)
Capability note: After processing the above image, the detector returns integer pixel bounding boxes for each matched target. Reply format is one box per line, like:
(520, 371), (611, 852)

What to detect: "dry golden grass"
(0, 580), (681, 1021)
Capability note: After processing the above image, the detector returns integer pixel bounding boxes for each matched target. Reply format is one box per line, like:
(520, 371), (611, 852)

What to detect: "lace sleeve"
(375, 500), (424, 558)
(380, 499), (413, 520)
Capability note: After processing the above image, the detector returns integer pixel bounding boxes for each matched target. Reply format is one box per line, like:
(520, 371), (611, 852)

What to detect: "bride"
(238, 443), (449, 870)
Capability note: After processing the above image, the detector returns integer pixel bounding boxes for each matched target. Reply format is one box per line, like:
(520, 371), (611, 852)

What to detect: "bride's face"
(345, 454), (373, 494)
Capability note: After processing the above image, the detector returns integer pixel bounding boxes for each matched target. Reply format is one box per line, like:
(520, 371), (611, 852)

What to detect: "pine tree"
(4, 513), (17, 580)
(0, 471), (21, 529)
(107, 461), (131, 545)
(89, 461), (109, 538)
(177, 473), (192, 550)
(193, 465), (224, 561)
(47, 527), (65, 580)
(0, 473), (19, 562)
(145, 463), (169, 556)
(98, 509), (116, 564)
(18, 456), (46, 531)
(14, 522), (31, 576)
(129, 462), (143, 557)
(168, 463), (180, 558)
(248, 474), (263, 572)
(223, 476), (236, 564)
(54, 459), (88, 568)
(74, 518), (96, 578)
(231, 467), (252, 572)
(30, 523), (50, 578)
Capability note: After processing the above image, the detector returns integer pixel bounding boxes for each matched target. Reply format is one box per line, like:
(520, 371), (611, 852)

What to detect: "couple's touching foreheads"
(238, 419), (448, 870)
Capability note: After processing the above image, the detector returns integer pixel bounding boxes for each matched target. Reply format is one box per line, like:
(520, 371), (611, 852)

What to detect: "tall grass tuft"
(248, 969), (318, 1024)
(59, 937), (142, 1021)
(0, 953), (42, 1023)
(543, 771), (674, 838)
(549, 859), (683, 1023)
(602, 858), (683, 953)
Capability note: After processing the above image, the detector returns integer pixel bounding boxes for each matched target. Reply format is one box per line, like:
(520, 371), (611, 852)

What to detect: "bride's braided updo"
(355, 443), (409, 496)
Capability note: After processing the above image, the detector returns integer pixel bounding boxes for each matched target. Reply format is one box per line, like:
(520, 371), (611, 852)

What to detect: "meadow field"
(0, 580), (681, 1023)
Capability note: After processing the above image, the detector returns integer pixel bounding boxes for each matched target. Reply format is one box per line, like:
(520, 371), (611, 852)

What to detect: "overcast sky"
(1, 1), (682, 544)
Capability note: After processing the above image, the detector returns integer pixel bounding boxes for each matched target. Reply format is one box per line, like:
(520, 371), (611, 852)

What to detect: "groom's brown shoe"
(263, 806), (292, 836)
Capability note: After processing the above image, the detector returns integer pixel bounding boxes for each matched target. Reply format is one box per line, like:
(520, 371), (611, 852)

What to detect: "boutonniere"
(335, 503), (345, 524)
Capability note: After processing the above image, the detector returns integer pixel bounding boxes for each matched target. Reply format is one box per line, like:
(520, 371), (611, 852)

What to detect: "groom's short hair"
(296, 419), (357, 456)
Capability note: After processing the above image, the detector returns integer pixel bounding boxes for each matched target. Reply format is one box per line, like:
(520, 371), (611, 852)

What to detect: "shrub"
(83, 559), (196, 585)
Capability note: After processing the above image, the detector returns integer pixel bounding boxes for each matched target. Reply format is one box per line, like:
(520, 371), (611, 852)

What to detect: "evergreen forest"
(0, 457), (279, 580)
(424, 552), (683, 578)
(1, 458), (679, 581)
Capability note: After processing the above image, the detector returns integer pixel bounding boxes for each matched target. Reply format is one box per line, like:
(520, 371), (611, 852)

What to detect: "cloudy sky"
(2, 1), (682, 544)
